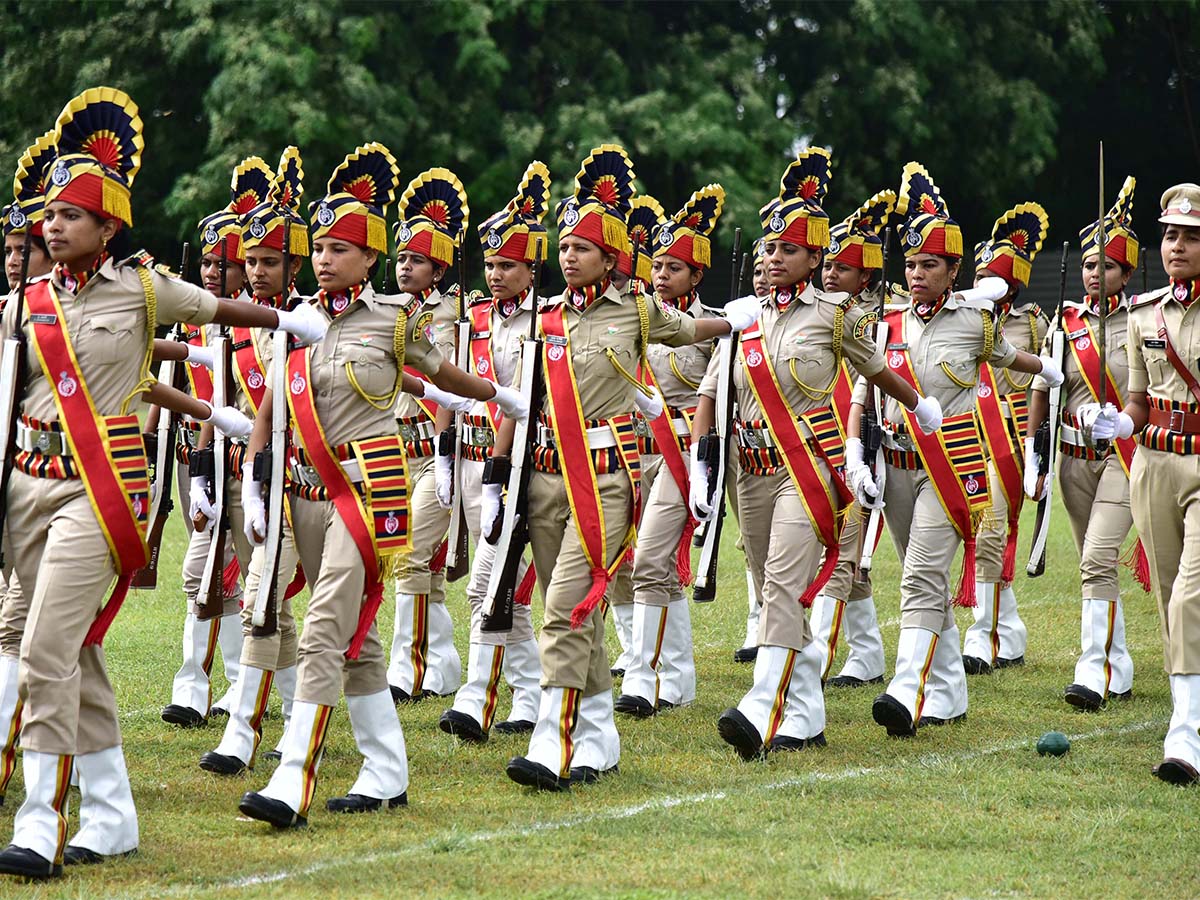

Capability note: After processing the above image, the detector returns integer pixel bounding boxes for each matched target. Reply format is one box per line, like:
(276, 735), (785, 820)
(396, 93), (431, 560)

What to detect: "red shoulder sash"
(231, 326), (268, 415)
(1062, 306), (1136, 476)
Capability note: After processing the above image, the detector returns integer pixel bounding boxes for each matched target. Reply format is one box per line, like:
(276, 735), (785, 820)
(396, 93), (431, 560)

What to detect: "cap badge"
(769, 213), (786, 233)
(906, 229), (922, 248)
(980, 245), (994, 263)
(827, 237), (840, 255)
(8, 208), (26, 230)
(1181, 198), (1193, 215)
(397, 223), (412, 243)
(658, 227), (675, 248)
(249, 219), (267, 240)
(562, 206), (580, 227)
(204, 226), (220, 246)
(50, 161), (71, 188)
(316, 203), (336, 227)
(486, 228), (502, 249)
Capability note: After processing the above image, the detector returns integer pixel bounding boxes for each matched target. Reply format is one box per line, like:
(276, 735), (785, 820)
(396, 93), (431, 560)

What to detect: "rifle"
(1141, 243), (1148, 295)
(251, 226), (293, 635)
(0, 230), (33, 568)
(444, 246), (471, 582)
(1093, 142), (1111, 457)
(1026, 241), (1071, 577)
(133, 242), (191, 588)
(692, 227), (743, 603)
(481, 260), (543, 633)
(381, 255), (391, 293)
(859, 232), (891, 572)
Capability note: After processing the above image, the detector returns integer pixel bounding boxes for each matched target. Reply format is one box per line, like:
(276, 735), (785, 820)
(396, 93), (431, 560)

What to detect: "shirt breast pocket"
(344, 343), (397, 401)
(938, 356), (978, 389)
(84, 313), (139, 366)
(780, 348), (834, 400)
(1140, 345), (1172, 387)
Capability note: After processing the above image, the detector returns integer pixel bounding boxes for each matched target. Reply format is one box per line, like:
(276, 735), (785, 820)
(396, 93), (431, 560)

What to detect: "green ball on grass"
(1037, 731), (1070, 757)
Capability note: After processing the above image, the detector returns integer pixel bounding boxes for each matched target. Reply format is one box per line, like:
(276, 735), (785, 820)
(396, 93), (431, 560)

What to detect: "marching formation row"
(0, 85), (1197, 881)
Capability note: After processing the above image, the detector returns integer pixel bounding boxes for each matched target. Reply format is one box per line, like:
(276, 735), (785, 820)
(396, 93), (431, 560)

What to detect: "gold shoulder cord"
(787, 303), (842, 400)
(605, 292), (654, 397)
(668, 353), (701, 390)
(122, 264), (159, 415)
(1003, 309), (1041, 390)
(936, 309), (992, 389)
(346, 307), (408, 410)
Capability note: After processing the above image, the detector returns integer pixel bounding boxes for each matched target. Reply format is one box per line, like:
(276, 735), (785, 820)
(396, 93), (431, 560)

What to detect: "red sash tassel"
(515, 563), (537, 607)
(571, 567), (612, 631)
(283, 565), (307, 601)
(83, 575), (132, 646)
(430, 538), (449, 574)
(222, 556), (241, 599)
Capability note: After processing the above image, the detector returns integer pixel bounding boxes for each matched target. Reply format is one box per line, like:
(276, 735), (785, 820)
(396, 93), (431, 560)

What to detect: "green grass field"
(4, 494), (1198, 899)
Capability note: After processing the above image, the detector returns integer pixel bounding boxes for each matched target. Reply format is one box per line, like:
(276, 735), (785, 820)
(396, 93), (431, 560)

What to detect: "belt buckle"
(538, 424), (556, 449)
(471, 425), (493, 447)
(398, 423), (417, 443)
(745, 430), (761, 449)
(633, 415), (651, 438)
(1170, 408), (1186, 433)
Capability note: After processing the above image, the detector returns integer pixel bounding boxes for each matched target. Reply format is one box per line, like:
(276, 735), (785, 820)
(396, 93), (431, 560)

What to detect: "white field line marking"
(151, 718), (1158, 895)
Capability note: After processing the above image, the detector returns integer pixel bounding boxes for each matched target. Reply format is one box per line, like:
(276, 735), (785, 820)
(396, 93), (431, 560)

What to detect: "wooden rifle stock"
(859, 233), (891, 572)
(445, 244), (472, 582)
(0, 230), (34, 569)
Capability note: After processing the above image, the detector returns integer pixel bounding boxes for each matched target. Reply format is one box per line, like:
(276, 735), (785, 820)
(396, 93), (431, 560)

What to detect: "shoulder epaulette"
(815, 287), (852, 307)
(122, 249), (179, 279)
(1130, 286), (1170, 309)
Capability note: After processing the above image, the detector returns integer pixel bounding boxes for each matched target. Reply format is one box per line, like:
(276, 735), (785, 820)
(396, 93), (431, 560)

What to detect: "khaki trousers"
(820, 503), (873, 604)
(606, 456), (661, 607)
(0, 569), (27, 657)
(1130, 446), (1200, 673)
(239, 521), (301, 671)
(396, 454), (449, 603)
(734, 464), (830, 652)
(290, 495), (388, 706)
(632, 451), (691, 607)
(974, 460), (1011, 583)
(882, 465), (959, 634)
(1059, 453), (1133, 603)
(530, 469), (632, 692)
(179, 471), (246, 619)
(6, 472), (121, 755)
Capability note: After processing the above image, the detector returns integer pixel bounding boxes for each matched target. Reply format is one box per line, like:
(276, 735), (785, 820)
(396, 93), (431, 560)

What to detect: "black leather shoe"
(210, 706), (230, 718)
(390, 685), (430, 704)
(827, 674), (884, 688)
(1064, 683), (1104, 711)
(326, 792), (407, 813)
(1153, 758), (1199, 785)
(995, 655), (1025, 669)
(238, 791), (306, 828)
(614, 694), (656, 718)
(961, 656), (992, 676)
(610, 668), (625, 679)
(262, 749), (282, 762)
(0, 844), (61, 879)
(768, 732), (827, 753)
(506, 756), (569, 792)
(493, 719), (535, 735)
(717, 708), (765, 761)
(1110, 689), (1133, 702)
(63, 845), (136, 866)
(161, 704), (206, 728)
(657, 699), (678, 712)
(872, 693), (916, 737)
(199, 751), (247, 776)
(732, 647), (758, 664)
(439, 709), (487, 744)
(919, 713), (967, 727)
(570, 765), (618, 785)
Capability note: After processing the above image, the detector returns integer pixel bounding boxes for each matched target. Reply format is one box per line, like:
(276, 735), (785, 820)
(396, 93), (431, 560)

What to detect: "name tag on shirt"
(886, 342), (908, 351)
(29, 314), (57, 325)
(545, 335), (567, 347)
(1065, 328), (1089, 341)
(1143, 338), (1167, 349)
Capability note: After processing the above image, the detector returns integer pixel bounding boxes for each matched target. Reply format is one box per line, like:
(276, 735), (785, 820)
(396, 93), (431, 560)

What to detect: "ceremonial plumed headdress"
(243, 146), (308, 255)
(198, 156), (273, 265)
(43, 86), (144, 227)
(2, 130), (56, 238)
(394, 168), (469, 268)
(655, 184), (725, 271)
(895, 162), (962, 258)
(827, 190), (895, 271)
(478, 161), (550, 264)
(974, 202), (1050, 287)
(760, 147), (831, 250)
(555, 144), (635, 257)
(1080, 176), (1137, 270)
(619, 195), (665, 280)
(310, 143), (399, 254)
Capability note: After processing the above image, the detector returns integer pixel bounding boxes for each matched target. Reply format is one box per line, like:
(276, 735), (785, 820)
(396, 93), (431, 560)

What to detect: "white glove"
(197, 401), (254, 439)
(189, 475), (215, 529)
(907, 393), (943, 434)
(241, 462), (266, 544)
(1037, 355), (1065, 388)
(956, 277), (1009, 305)
(1091, 403), (1134, 442)
(435, 447), (454, 509)
(634, 389), (664, 420)
(491, 384), (529, 422)
(689, 452), (715, 522)
(1022, 437), (1049, 500)
(422, 382), (474, 413)
(185, 344), (215, 370)
(480, 482), (503, 542)
(722, 294), (763, 333)
(275, 302), (328, 346)
(845, 437), (883, 510)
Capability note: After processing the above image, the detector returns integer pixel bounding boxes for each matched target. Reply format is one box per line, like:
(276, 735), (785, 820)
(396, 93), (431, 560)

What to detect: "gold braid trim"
(122, 264), (158, 415)
(347, 305), (408, 410)
(787, 304), (843, 400)
(668, 352), (700, 389)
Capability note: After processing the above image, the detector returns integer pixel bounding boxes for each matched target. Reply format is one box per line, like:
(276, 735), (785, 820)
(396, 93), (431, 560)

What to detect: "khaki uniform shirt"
(647, 295), (711, 409)
(701, 284), (885, 418)
(1032, 296), (1131, 412)
(2, 258), (219, 421)
(1127, 286), (1194, 401)
(996, 301), (1049, 397)
(393, 286), (456, 421)
(538, 282), (698, 421)
(267, 283), (442, 448)
(467, 291), (538, 418)
(851, 295), (1018, 419)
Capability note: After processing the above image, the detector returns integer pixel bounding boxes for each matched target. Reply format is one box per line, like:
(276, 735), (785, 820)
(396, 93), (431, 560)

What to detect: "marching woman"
(807, 191), (895, 689)
(386, 168), (473, 704)
(490, 145), (758, 791)
(200, 148), (309, 775)
(0, 87), (327, 879)
(237, 145), (526, 828)
(1026, 178), (1140, 711)
(697, 150), (935, 761)
(161, 156), (275, 729)
(846, 162), (1061, 739)
(438, 162), (549, 743)
(0, 131), (57, 806)
(962, 203), (1051, 675)
(617, 186), (723, 716)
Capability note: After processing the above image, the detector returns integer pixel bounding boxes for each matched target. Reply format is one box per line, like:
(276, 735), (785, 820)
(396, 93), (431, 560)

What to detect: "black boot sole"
(161, 704), (206, 728)
(326, 792), (407, 813)
(961, 656), (992, 676)
(872, 693), (916, 737)
(768, 732), (827, 753)
(614, 694), (657, 718)
(1064, 684), (1104, 711)
(1153, 758), (1199, 785)
(238, 791), (306, 828)
(199, 751), (248, 776)
(827, 674), (884, 688)
(0, 845), (62, 879)
(506, 757), (570, 792)
(63, 846), (137, 866)
(717, 708), (765, 761)
(439, 709), (488, 744)
(732, 648), (758, 664)
(493, 719), (535, 735)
